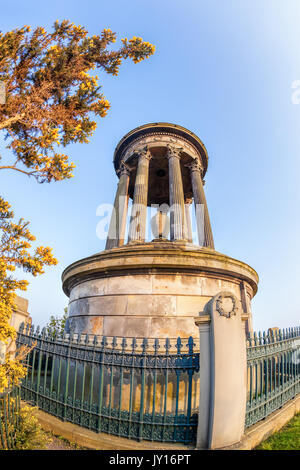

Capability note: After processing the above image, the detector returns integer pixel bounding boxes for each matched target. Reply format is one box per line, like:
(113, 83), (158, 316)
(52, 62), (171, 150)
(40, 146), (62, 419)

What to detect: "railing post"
(138, 338), (148, 442)
(194, 313), (211, 448)
(195, 291), (248, 449)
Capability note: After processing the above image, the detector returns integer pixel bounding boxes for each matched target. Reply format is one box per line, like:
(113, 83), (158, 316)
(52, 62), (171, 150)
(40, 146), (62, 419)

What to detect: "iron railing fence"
(16, 323), (200, 444)
(0, 386), (21, 449)
(246, 327), (300, 428)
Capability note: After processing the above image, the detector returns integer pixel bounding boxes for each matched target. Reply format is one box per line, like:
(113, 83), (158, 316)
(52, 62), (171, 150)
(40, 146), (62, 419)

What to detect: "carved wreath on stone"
(215, 293), (238, 319)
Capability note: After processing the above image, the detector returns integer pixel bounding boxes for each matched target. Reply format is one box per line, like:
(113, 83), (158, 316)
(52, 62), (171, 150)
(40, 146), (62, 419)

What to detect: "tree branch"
(0, 165), (38, 179)
(0, 113), (25, 131)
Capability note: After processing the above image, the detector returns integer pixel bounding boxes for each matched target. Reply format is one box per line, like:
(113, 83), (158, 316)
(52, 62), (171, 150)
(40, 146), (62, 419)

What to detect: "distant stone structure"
(0, 296), (31, 362)
(62, 123), (258, 338)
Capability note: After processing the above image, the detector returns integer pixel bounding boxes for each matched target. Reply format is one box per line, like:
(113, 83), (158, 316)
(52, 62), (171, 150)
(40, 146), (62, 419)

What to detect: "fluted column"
(167, 146), (186, 241)
(184, 198), (193, 243)
(105, 162), (130, 250)
(188, 160), (215, 249)
(128, 146), (151, 242)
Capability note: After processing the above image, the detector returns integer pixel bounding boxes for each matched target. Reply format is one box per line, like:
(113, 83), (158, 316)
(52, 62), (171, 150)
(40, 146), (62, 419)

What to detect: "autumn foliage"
(0, 20), (155, 182)
(0, 197), (57, 391)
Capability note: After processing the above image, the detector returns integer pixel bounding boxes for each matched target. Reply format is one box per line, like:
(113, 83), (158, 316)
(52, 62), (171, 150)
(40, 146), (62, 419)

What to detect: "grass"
(256, 413), (300, 450)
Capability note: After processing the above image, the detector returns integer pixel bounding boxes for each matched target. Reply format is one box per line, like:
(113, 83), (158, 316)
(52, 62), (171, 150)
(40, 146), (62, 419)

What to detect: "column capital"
(185, 159), (204, 176)
(166, 145), (183, 160)
(135, 145), (152, 161)
(117, 161), (131, 177)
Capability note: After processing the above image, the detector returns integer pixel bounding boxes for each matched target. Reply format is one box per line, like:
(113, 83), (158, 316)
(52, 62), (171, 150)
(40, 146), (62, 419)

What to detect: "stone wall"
(63, 242), (258, 338)
(0, 296), (31, 362)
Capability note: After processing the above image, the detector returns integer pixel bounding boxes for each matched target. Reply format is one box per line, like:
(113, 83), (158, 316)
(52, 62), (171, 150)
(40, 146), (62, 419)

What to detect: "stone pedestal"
(62, 243), (258, 338)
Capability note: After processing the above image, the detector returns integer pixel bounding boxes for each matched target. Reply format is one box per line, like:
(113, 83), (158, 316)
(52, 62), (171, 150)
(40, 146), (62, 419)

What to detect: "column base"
(126, 240), (146, 246)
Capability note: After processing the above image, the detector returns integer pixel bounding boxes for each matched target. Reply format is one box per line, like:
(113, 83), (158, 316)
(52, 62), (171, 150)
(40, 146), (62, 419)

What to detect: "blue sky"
(1, 0), (300, 331)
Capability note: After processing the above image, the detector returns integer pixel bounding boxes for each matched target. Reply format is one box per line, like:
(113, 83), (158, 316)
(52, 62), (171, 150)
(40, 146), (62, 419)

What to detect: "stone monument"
(62, 123), (258, 338)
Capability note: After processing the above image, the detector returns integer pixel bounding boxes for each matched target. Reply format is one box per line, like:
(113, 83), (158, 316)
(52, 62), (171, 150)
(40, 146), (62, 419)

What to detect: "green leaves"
(45, 308), (68, 339)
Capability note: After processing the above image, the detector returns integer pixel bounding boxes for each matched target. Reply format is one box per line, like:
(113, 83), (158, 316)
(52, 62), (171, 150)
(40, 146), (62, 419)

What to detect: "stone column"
(167, 146), (185, 241)
(105, 162), (130, 250)
(128, 147), (151, 243)
(184, 198), (193, 243)
(188, 160), (215, 249)
(195, 291), (248, 449)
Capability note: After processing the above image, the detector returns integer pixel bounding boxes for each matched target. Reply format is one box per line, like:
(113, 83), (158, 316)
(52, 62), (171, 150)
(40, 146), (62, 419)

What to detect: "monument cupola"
(62, 123), (258, 338)
(106, 122), (214, 248)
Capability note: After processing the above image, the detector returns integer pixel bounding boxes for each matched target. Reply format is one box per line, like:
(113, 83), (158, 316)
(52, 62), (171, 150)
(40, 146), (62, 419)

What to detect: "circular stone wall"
(62, 242), (258, 338)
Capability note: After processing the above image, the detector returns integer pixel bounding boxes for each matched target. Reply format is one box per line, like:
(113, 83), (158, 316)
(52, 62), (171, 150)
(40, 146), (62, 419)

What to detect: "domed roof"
(113, 122), (209, 177)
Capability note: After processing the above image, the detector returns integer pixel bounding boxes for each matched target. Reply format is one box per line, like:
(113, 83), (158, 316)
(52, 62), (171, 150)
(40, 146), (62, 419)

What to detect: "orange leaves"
(0, 196), (57, 362)
(0, 353), (27, 392)
(0, 197), (57, 391)
(34, 246), (58, 271)
(0, 22), (155, 393)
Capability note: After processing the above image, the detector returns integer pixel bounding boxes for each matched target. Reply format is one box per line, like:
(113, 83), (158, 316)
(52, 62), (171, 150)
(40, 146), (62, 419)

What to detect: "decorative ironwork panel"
(17, 324), (200, 444)
(246, 327), (300, 428)
(0, 386), (21, 449)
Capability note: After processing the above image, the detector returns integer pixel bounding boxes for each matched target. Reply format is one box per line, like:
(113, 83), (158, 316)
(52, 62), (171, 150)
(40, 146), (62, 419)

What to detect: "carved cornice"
(62, 246), (259, 298)
(113, 123), (209, 181)
(121, 132), (200, 164)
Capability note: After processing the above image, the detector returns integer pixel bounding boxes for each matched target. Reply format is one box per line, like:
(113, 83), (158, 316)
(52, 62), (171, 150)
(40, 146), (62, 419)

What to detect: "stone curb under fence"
(15, 291), (300, 450)
(26, 393), (300, 451)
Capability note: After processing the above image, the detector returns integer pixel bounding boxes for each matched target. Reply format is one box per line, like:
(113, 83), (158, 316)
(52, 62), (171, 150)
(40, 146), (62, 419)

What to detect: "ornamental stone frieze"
(122, 134), (200, 164)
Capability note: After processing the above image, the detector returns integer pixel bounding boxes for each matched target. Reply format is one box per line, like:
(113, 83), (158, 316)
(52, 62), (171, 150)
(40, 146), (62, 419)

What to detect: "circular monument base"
(62, 241), (258, 338)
